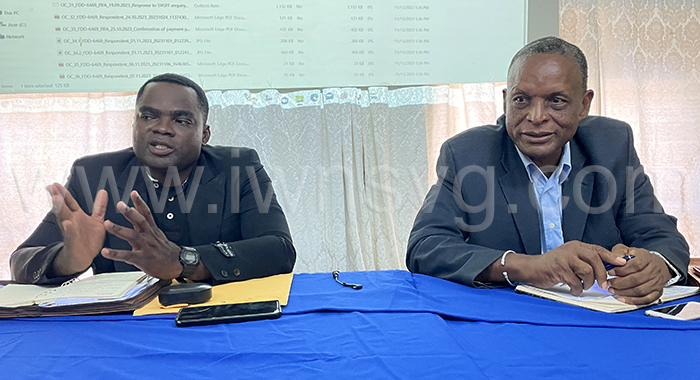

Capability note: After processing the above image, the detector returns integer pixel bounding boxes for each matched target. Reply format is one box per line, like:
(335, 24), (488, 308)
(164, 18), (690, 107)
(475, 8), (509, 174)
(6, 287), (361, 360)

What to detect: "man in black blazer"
(11, 73), (295, 285)
(407, 37), (689, 305)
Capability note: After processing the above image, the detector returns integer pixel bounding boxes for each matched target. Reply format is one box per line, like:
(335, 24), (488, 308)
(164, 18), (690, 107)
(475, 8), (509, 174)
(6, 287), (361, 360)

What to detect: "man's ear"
(502, 88), (508, 113)
(578, 89), (595, 120)
(202, 125), (211, 145)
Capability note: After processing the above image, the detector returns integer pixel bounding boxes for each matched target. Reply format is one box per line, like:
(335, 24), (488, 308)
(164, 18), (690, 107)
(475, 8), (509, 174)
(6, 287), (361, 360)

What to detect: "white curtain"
(0, 93), (134, 280)
(206, 87), (434, 273)
(560, 0), (700, 261)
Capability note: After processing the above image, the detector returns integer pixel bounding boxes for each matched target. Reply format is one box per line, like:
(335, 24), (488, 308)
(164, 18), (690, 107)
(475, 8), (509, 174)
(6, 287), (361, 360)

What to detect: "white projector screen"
(0, 0), (556, 93)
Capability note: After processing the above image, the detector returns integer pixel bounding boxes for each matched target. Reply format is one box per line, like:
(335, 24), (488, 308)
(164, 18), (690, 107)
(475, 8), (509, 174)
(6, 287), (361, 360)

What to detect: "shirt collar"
(145, 169), (189, 187)
(515, 142), (571, 185)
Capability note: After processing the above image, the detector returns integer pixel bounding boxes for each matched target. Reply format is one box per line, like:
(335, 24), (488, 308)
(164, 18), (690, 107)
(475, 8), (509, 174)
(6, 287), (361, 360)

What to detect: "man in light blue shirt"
(407, 37), (688, 305)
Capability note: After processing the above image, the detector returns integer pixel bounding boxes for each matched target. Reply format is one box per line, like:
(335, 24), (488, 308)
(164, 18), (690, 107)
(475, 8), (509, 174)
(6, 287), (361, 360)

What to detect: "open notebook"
(515, 282), (700, 313)
(0, 271), (168, 318)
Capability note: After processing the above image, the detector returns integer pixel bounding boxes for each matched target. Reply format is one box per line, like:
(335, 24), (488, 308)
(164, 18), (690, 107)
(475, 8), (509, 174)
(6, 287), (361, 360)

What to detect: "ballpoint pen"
(604, 254), (635, 271)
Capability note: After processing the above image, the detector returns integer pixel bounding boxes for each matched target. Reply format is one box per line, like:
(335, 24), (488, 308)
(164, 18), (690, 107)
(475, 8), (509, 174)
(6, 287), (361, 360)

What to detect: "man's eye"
(176, 119), (192, 125)
(551, 97), (567, 108)
(513, 96), (528, 105)
(141, 114), (153, 120)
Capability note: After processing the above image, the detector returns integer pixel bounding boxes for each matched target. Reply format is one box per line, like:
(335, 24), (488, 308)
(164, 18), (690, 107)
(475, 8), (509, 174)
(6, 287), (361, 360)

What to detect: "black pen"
(604, 254), (635, 271)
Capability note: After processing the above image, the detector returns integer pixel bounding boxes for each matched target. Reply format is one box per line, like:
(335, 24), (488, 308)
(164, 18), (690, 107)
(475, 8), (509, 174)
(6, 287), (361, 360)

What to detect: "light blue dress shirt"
(513, 143), (680, 284)
(515, 143), (571, 254)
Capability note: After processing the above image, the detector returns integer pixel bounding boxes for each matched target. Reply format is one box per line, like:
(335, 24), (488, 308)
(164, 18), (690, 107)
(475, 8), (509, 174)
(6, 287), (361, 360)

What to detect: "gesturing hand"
(50, 183), (108, 276)
(523, 241), (627, 296)
(607, 244), (671, 305)
(101, 190), (183, 280)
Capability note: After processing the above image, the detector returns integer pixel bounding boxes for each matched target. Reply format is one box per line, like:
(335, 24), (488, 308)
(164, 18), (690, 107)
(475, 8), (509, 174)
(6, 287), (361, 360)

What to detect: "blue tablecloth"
(2, 270), (699, 379)
(285, 270), (700, 329)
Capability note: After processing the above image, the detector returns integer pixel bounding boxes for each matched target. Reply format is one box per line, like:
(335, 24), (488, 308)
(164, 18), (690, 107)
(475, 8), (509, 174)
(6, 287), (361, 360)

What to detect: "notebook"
(515, 282), (700, 313)
(0, 271), (168, 318)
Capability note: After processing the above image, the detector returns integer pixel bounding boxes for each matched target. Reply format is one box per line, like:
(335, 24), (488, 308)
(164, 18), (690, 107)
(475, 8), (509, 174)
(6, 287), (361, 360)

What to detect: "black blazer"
(11, 145), (296, 285)
(407, 115), (689, 287)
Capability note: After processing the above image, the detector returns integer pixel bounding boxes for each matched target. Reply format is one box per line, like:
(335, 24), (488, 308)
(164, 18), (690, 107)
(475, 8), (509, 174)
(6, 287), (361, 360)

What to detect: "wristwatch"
(178, 246), (200, 279)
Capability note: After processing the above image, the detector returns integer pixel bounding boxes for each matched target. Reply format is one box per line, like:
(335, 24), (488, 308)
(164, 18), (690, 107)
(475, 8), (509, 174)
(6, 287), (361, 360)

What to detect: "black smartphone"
(645, 301), (700, 321)
(175, 300), (282, 327)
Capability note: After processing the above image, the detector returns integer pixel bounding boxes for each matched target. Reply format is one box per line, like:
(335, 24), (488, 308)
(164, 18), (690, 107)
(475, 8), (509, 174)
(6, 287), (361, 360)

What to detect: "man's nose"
(526, 100), (549, 124)
(152, 119), (175, 135)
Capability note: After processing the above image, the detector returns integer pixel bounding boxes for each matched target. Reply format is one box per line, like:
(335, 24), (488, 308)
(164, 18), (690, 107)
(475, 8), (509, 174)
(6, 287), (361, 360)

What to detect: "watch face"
(182, 249), (198, 264)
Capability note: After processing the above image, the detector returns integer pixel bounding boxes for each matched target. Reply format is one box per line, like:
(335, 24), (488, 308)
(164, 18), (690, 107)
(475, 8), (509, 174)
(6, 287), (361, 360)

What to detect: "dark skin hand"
(101, 190), (210, 281)
(49, 184), (109, 276)
(518, 241), (624, 294)
(477, 241), (673, 305)
(607, 244), (671, 305)
(477, 241), (627, 295)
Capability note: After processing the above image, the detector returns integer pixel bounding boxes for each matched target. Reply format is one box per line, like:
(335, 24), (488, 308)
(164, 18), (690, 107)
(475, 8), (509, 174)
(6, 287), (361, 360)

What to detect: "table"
(2, 270), (699, 379)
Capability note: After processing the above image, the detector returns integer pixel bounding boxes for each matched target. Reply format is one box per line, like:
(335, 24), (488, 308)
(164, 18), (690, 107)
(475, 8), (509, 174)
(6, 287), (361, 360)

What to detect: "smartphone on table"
(645, 301), (700, 321)
(175, 300), (281, 327)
